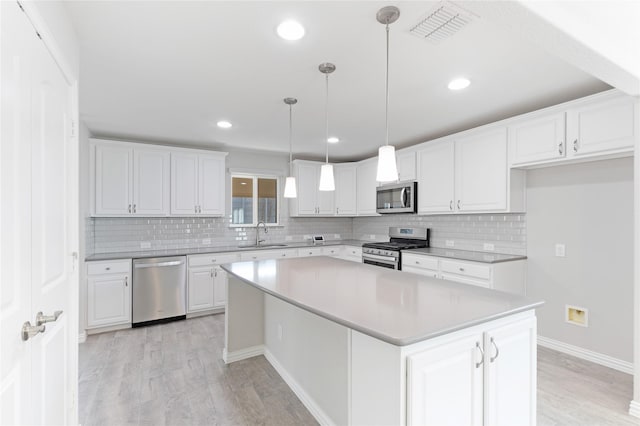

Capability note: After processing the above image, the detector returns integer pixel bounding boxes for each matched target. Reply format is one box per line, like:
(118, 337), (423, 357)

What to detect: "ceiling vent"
(409, 2), (476, 44)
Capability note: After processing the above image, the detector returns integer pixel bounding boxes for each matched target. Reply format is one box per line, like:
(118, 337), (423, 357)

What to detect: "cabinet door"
(87, 273), (131, 327)
(213, 267), (227, 308)
(94, 144), (132, 215)
(188, 266), (215, 312)
(397, 150), (416, 181)
(132, 148), (170, 215)
(296, 163), (319, 215)
(567, 96), (636, 156)
(199, 154), (225, 216)
(455, 128), (508, 212)
(407, 334), (484, 426)
(335, 165), (357, 216)
(509, 112), (566, 165)
(417, 142), (454, 213)
(317, 166), (336, 215)
(484, 317), (537, 426)
(171, 153), (199, 215)
(356, 159), (379, 216)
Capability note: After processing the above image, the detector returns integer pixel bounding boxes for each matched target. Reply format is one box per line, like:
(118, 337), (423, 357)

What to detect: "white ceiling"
(66, 1), (610, 162)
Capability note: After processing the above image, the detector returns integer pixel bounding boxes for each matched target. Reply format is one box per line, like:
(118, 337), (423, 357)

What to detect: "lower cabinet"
(187, 253), (239, 313)
(86, 259), (132, 328)
(407, 316), (536, 426)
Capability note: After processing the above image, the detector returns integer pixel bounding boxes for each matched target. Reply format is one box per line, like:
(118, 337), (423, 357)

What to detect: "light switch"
(555, 243), (566, 257)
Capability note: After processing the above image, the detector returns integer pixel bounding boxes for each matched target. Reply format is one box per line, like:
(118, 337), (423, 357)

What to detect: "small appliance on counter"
(312, 235), (325, 245)
(362, 227), (430, 270)
(376, 181), (417, 214)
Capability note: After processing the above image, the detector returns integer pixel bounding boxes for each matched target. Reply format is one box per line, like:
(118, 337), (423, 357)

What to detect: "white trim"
(222, 345), (264, 364)
(228, 167), (283, 176)
(264, 348), (337, 426)
(629, 400), (640, 418)
(78, 332), (87, 344)
(538, 336), (633, 374)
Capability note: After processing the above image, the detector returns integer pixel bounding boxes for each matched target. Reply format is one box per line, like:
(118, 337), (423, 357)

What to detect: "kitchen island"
(222, 256), (543, 426)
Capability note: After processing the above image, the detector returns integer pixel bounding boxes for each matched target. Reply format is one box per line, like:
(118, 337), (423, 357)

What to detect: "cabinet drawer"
(345, 246), (362, 257)
(87, 259), (131, 275)
(298, 247), (324, 257)
(402, 253), (439, 270)
(441, 260), (491, 280)
(240, 251), (276, 261)
(275, 249), (299, 258)
(322, 246), (344, 256)
(188, 253), (239, 266)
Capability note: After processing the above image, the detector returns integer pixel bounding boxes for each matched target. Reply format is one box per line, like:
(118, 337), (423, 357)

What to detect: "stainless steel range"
(362, 227), (430, 270)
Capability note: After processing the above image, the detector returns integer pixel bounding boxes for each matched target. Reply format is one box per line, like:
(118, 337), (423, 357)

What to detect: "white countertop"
(222, 256), (543, 346)
(403, 247), (527, 263)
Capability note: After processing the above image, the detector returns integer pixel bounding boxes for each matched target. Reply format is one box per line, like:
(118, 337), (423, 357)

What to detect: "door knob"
(22, 321), (46, 341)
(36, 310), (63, 326)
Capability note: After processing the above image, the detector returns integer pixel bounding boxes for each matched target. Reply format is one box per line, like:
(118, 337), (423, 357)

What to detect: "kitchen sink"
(237, 243), (289, 249)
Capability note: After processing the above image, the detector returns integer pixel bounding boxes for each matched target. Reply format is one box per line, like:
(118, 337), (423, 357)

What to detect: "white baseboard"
(264, 348), (336, 426)
(222, 345), (264, 364)
(78, 332), (87, 344)
(538, 336), (633, 374)
(629, 400), (640, 418)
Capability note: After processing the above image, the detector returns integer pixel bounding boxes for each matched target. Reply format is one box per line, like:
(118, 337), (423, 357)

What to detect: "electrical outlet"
(303, 235), (311, 241)
(334, 234), (341, 239)
(370, 234), (376, 240)
(285, 235), (293, 241)
(277, 324), (283, 341)
(446, 240), (455, 247)
(555, 243), (566, 257)
(202, 238), (211, 245)
(140, 241), (151, 249)
(483, 243), (495, 251)
(566, 305), (588, 327)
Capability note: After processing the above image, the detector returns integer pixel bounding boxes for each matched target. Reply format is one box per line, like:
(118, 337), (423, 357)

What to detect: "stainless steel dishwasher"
(132, 256), (187, 326)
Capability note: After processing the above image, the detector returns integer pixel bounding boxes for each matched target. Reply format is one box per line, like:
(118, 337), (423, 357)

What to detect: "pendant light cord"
(325, 74), (329, 164)
(288, 104), (293, 176)
(385, 23), (390, 147)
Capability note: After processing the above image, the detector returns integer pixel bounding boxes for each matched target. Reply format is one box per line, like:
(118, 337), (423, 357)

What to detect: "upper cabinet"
(509, 91), (636, 168)
(335, 164), (357, 216)
(396, 150), (416, 182)
(92, 140), (170, 216)
(91, 139), (226, 217)
(356, 158), (379, 216)
(417, 141), (455, 213)
(171, 151), (226, 216)
(289, 160), (336, 217)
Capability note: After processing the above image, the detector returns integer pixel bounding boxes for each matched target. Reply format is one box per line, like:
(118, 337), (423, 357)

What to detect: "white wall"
(78, 122), (91, 335)
(526, 157), (634, 362)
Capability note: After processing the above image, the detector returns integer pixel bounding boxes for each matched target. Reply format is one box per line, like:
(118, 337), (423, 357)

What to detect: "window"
(231, 175), (279, 225)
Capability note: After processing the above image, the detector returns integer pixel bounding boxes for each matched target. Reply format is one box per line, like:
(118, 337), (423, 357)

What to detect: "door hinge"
(71, 252), (78, 273)
(70, 120), (77, 138)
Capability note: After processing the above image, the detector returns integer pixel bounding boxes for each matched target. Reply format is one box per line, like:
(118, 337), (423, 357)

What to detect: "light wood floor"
(79, 314), (637, 426)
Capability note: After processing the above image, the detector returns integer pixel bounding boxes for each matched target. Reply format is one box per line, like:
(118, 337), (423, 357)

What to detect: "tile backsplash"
(88, 213), (525, 256)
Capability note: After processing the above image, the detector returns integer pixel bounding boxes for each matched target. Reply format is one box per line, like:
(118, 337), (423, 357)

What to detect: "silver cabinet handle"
(124, 276), (128, 287)
(449, 200), (453, 211)
(105, 267), (111, 271)
(128, 204), (132, 213)
(133, 204), (136, 213)
(210, 269), (214, 278)
(198, 205), (202, 213)
(558, 141), (563, 155)
(490, 337), (500, 363)
(211, 259), (216, 263)
(573, 138), (578, 153)
(459, 267), (465, 272)
(195, 205), (198, 213)
(475, 341), (484, 368)
(457, 200), (461, 210)
(135, 260), (184, 268)
(22, 321), (45, 341)
(36, 310), (62, 326)
(415, 261), (420, 264)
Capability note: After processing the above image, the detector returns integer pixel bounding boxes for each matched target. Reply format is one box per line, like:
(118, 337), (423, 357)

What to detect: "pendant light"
(318, 62), (336, 191)
(376, 6), (400, 183)
(283, 97), (298, 198)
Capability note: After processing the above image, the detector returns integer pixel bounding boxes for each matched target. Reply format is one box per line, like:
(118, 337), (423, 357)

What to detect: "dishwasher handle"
(134, 260), (184, 269)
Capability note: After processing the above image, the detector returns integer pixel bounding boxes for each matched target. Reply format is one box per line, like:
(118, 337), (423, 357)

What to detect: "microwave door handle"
(400, 187), (407, 208)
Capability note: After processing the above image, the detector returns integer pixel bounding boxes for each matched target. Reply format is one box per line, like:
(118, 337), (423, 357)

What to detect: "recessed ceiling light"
(217, 120), (232, 129)
(277, 20), (305, 41)
(327, 136), (339, 144)
(448, 78), (471, 91)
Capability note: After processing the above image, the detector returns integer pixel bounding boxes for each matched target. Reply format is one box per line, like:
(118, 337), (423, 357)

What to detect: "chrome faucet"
(255, 221), (268, 246)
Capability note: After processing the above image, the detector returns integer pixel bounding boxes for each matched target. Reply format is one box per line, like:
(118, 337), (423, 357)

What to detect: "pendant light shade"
(283, 97), (298, 198)
(376, 6), (400, 183)
(319, 164), (335, 191)
(319, 62), (336, 192)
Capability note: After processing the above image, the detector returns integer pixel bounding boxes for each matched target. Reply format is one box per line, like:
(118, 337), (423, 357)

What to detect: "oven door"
(362, 253), (399, 270)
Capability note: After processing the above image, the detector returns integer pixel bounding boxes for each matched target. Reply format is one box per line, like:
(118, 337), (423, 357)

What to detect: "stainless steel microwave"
(376, 182), (417, 214)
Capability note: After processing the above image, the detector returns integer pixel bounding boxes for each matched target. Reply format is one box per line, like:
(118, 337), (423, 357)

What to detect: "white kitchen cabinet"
(509, 112), (566, 166)
(340, 245), (363, 262)
(417, 141), (455, 214)
(455, 128), (508, 212)
(290, 161), (336, 216)
(213, 267), (228, 308)
(406, 316), (536, 426)
(567, 95), (637, 157)
(322, 245), (344, 257)
(356, 158), (379, 216)
(86, 259), (132, 328)
(334, 164), (357, 216)
(171, 151), (226, 216)
(298, 247), (324, 257)
(188, 266), (216, 312)
(401, 253), (439, 278)
(93, 141), (170, 216)
(397, 150), (417, 182)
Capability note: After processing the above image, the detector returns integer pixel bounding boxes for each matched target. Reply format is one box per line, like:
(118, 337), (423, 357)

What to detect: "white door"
(509, 112), (566, 165)
(87, 274), (131, 328)
(213, 267), (228, 308)
(484, 317), (537, 426)
(356, 159), (379, 216)
(396, 150), (416, 181)
(132, 148), (170, 215)
(198, 155), (225, 216)
(95, 143), (132, 215)
(171, 152), (199, 215)
(1, 2), (78, 424)
(296, 163), (318, 215)
(417, 141), (455, 213)
(188, 267), (215, 312)
(335, 165), (357, 216)
(407, 333), (484, 426)
(455, 128), (508, 212)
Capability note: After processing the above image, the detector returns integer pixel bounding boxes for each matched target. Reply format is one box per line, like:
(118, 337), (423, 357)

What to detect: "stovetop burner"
(362, 241), (426, 251)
